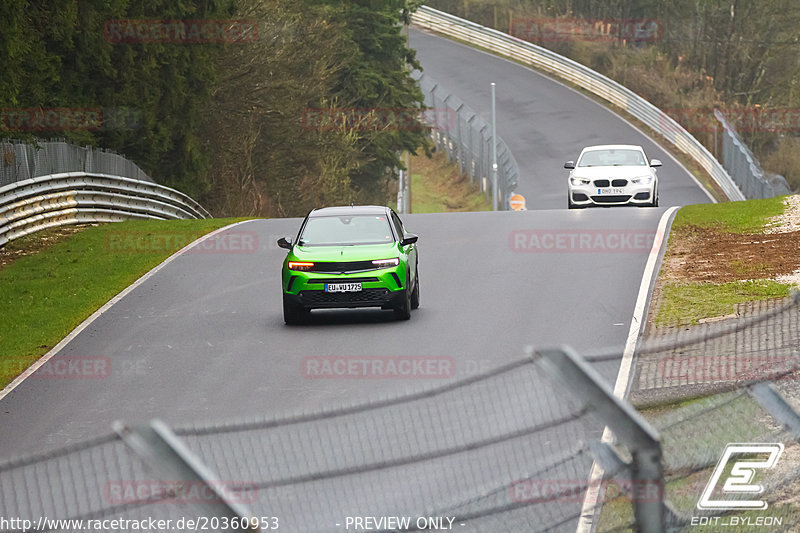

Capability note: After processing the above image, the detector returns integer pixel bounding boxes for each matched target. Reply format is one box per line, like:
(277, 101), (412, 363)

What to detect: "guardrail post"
(532, 346), (664, 533)
(113, 419), (259, 530)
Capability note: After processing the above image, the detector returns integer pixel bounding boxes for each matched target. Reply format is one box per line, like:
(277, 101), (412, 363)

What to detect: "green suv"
(278, 205), (419, 324)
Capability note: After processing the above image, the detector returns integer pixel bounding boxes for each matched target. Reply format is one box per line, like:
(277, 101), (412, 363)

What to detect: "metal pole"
(533, 346), (665, 533)
(113, 419), (259, 530)
(405, 151), (411, 213)
(397, 168), (404, 213)
(491, 82), (498, 211)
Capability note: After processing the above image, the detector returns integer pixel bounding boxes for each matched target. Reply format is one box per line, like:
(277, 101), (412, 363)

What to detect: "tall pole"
(491, 82), (498, 211)
(405, 151), (411, 213)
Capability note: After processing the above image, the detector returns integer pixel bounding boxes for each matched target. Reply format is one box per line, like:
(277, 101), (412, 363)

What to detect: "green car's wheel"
(283, 295), (308, 325)
(410, 266), (420, 310)
(394, 270), (412, 320)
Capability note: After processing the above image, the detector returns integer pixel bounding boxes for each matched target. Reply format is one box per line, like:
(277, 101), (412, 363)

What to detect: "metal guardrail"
(714, 110), (792, 199)
(1, 139), (151, 187)
(0, 172), (211, 247)
(411, 6), (746, 202)
(415, 72), (519, 210)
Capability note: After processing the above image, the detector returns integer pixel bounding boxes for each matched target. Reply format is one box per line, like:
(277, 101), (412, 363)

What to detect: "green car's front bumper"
(282, 264), (411, 310)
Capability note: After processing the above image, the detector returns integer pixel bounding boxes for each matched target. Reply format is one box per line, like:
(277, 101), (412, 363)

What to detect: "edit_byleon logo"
(697, 443), (783, 511)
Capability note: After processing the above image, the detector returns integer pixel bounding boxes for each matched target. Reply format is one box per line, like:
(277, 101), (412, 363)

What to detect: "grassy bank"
(653, 196), (795, 327)
(409, 150), (492, 213)
(0, 218), (247, 389)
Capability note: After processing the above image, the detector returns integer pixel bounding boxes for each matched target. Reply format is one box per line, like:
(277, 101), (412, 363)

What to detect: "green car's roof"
(308, 205), (389, 217)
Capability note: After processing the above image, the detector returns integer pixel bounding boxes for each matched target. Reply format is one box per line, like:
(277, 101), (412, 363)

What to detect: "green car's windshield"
(298, 215), (395, 246)
(578, 149), (646, 167)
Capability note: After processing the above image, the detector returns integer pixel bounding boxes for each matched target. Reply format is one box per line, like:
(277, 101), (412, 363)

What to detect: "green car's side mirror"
(401, 234), (418, 246)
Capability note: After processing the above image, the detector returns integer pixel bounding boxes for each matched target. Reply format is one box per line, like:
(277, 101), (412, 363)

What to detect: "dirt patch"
(660, 224), (800, 284)
(0, 225), (94, 269)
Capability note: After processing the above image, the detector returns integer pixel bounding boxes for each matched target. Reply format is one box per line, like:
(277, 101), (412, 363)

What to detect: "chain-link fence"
(0, 140), (151, 187)
(0, 357), (598, 532)
(2, 295), (799, 532)
(713, 110), (792, 200)
(585, 292), (800, 532)
(414, 72), (519, 210)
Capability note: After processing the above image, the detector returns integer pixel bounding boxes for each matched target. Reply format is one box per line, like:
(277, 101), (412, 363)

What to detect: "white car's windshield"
(578, 149), (646, 167)
(299, 215), (394, 246)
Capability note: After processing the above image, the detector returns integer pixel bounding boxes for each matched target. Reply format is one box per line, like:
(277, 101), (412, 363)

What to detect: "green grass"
(655, 280), (791, 327)
(654, 196), (792, 326)
(0, 218), (247, 388)
(598, 394), (790, 532)
(671, 196), (787, 234)
(410, 151), (492, 213)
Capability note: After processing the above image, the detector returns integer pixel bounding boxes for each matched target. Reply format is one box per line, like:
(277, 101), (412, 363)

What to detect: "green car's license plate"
(324, 283), (362, 293)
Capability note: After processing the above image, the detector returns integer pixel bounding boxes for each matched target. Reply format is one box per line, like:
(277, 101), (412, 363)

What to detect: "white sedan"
(565, 144), (661, 208)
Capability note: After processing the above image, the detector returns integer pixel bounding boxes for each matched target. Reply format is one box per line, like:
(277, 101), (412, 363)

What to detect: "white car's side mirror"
(650, 159), (662, 167)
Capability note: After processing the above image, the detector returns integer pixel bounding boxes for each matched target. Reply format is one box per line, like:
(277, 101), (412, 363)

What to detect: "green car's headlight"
(288, 261), (315, 271)
(372, 258), (400, 267)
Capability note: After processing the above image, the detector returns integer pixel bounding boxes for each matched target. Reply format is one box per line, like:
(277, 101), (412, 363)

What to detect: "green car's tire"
(283, 295), (308, 325)
(394, 270), (412, 320)
(410, 268), (420, 310)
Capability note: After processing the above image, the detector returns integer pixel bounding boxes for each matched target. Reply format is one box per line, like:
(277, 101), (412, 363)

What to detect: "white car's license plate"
(598, 187), (625, 195)
(324, 283), (362, 293)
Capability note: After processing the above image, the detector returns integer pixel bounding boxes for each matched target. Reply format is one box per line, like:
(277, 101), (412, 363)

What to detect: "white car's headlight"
(632, 176), (654, 184)
(570, 177), (590, 186)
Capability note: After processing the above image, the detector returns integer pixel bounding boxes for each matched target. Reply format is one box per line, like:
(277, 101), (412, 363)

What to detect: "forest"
(0, 0), (428, 216)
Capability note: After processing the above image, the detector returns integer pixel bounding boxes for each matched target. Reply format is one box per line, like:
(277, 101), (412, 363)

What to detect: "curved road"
(0, 26), (713, 533)
(410, 28), (713, 209)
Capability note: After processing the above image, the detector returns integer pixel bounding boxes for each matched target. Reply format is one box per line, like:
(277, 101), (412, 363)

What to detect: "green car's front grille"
(299, 288), (390, 303)
(306, 277), (380, 284)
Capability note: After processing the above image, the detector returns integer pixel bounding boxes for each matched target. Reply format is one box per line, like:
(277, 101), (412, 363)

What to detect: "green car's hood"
(291, 243), (400, 261)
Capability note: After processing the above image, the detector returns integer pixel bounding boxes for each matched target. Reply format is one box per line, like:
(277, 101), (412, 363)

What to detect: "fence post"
(532, 346), (664, 533)
(113, 419), (259, 530)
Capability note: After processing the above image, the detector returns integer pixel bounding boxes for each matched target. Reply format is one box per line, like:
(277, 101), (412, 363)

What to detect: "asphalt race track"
(0, 27), (714, 533)
(410, 28), (712, 210)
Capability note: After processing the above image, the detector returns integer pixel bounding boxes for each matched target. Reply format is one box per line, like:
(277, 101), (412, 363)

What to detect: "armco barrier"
(0, 172), (211, 247)
(411, 6), (746, 201)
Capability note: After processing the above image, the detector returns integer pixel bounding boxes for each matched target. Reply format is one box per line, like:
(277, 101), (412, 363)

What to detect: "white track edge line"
(575, 205), (679, 533)
(0, 219), (257, 401)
